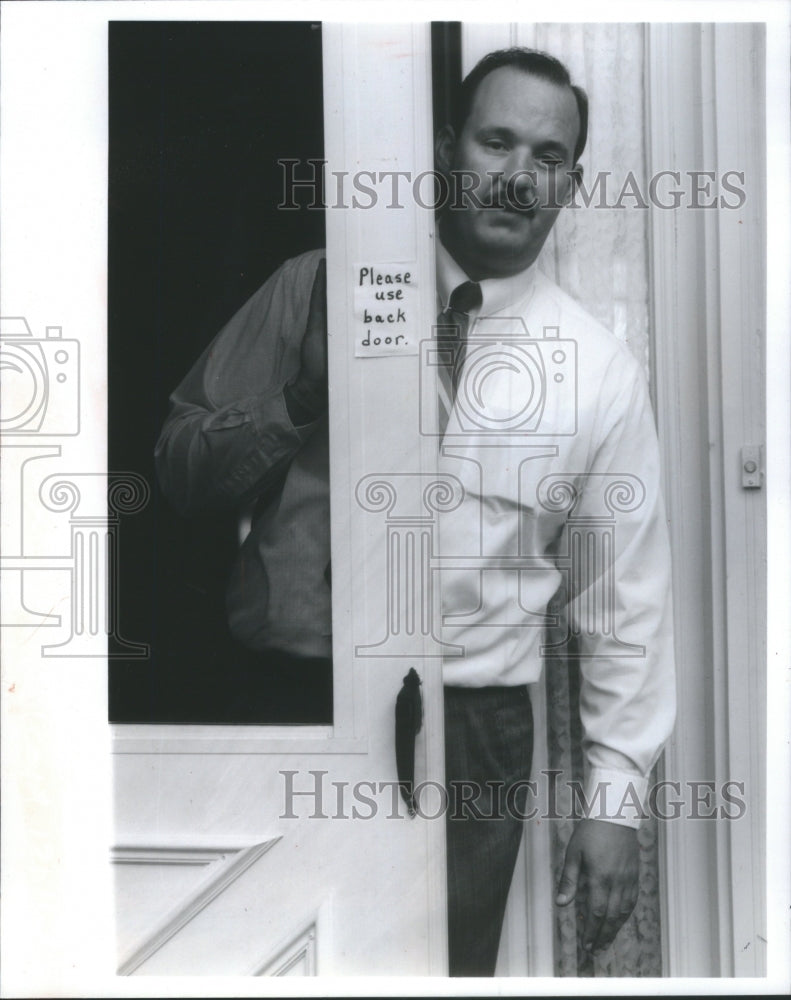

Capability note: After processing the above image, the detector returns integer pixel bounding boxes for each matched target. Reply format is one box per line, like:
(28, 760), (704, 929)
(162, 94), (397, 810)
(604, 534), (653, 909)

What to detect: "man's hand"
(556, 819), (640, 954)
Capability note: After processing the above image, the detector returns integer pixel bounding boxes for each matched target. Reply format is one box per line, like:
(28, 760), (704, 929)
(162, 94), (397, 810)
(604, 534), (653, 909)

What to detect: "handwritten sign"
(353, 262), (420, 357)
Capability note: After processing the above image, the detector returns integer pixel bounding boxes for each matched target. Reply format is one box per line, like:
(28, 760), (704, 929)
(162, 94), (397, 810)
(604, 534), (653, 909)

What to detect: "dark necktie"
(435, 281), (482, 438)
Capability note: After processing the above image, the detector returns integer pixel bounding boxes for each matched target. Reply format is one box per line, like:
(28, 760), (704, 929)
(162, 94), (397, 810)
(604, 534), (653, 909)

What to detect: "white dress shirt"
(435, 239), (676, 825)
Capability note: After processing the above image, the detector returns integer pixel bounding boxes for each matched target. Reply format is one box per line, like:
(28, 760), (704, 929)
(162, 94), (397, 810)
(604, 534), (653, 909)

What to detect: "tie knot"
(448, 281), (482, 315)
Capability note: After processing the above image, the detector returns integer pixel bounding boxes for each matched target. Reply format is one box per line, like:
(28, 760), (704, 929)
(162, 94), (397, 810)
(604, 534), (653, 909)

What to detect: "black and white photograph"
(1, 2), (789, 994)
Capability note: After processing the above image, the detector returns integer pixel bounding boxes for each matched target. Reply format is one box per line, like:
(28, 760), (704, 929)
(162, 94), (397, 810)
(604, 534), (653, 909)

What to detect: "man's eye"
(483, 139), (507, 151)
(538, 154), (564, 167)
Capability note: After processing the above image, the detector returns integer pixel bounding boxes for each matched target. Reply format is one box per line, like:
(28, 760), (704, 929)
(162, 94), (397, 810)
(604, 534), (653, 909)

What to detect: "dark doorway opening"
(108, 21), (329, 723)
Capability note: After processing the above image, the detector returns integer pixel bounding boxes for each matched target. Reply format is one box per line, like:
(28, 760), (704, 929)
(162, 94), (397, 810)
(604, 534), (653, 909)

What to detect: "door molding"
(113, 837), (279, 974)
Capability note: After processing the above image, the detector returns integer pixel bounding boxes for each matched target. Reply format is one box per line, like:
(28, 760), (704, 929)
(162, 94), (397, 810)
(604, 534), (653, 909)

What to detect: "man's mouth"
(484, 184), (539, 216)
(488, 196), (538, 219)
(503, 200), (537, 216)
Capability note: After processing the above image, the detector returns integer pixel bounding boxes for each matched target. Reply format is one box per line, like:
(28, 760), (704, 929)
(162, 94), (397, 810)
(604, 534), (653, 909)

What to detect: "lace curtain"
(529, 23), (660, 978)
(532, 23), (651, 377)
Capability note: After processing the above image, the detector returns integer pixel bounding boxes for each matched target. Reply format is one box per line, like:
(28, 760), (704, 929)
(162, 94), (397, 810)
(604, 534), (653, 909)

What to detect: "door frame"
(646, 22), (767, 978)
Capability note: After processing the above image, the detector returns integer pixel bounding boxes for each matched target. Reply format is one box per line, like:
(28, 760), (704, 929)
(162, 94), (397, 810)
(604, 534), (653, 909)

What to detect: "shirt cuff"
(583, 767), (649, 830)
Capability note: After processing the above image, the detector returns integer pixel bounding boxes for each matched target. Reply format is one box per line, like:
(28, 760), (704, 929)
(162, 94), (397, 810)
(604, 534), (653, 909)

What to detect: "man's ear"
(435, 125), (457, 175)
(564, 162), (583, 206)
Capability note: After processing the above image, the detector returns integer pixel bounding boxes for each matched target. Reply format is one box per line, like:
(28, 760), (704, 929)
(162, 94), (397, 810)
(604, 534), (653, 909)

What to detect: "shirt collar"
(435, 236), (539, 316)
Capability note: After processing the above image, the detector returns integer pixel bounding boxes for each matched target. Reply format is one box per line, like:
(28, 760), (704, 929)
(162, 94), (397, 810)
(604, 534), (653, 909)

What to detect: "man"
(155, 48), (675, 976)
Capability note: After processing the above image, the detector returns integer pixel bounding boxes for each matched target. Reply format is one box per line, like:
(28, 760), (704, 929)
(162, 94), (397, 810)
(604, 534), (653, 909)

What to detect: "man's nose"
(504, 157), (538, 210)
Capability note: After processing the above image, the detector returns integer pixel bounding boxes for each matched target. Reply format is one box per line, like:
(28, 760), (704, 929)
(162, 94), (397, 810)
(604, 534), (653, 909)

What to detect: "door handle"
(395, 667), (423, 817)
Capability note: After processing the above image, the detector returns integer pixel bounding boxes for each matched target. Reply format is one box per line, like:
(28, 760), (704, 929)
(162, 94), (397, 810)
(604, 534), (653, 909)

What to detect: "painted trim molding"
(112, 838), (280, 975)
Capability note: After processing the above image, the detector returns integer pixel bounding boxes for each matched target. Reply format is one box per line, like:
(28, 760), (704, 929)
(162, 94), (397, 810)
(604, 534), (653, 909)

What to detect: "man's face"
(437, 67), (581, 280)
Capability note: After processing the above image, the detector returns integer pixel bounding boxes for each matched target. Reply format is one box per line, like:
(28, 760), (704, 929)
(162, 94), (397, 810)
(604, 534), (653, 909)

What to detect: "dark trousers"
(444, 684), (534, 977)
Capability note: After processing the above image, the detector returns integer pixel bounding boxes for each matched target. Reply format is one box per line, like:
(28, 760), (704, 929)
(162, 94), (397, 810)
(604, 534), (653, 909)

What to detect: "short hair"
(452, 47), (589, 164)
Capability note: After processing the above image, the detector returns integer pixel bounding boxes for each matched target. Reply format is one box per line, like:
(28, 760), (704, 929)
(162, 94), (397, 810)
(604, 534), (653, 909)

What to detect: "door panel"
(112, 23), (447, 976)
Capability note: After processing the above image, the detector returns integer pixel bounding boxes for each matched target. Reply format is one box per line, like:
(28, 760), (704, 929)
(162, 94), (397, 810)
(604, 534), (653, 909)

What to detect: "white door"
(112, 23), (448, 977)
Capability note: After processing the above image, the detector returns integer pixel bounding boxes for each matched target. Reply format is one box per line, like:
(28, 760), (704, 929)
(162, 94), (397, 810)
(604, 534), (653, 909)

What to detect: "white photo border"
(1, 1), (788, 996)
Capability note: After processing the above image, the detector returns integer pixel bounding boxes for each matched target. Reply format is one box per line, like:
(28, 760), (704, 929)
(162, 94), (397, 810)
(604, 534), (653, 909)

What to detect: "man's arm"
(555, 352), (676, 953)
(154, 251), (326, 515)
